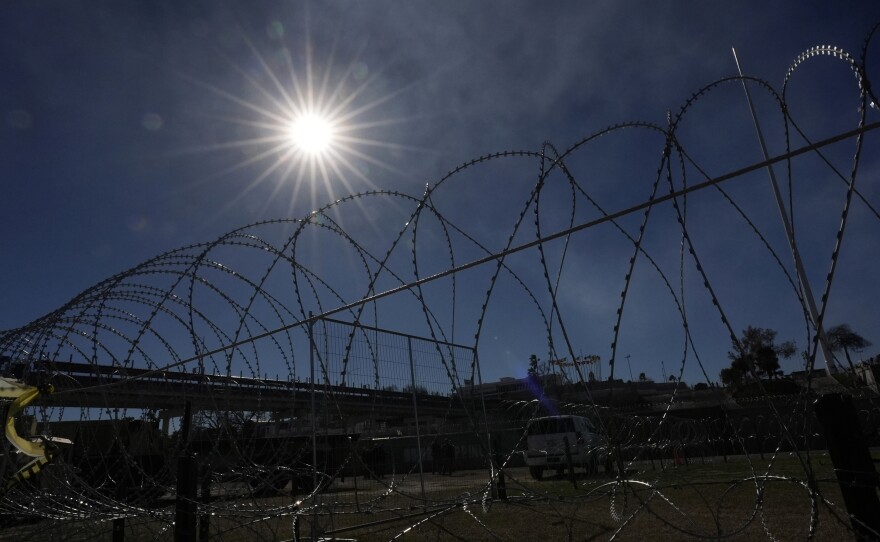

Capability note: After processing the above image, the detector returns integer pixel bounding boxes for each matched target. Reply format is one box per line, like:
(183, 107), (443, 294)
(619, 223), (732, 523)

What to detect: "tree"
(402, 384), (429, 394)
(723, 326), (796, 385)
(527, 354), (539, 378)
(719, 366), (744, 387)
(826, 324), (872, 373)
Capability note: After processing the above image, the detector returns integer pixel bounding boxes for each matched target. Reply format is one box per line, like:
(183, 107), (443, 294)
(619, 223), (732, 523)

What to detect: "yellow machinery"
(0, 378), (67, 491)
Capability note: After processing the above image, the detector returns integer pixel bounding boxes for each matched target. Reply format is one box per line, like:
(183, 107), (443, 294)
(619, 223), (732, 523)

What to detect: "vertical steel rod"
(474, 349), (495, 483)
(732, 48), (836, 376)
(407, 337), (427, 505)
(308, 313), (319, 541)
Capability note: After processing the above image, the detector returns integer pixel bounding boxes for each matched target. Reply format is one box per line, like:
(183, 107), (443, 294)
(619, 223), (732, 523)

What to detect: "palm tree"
(826, 324), (872, 373)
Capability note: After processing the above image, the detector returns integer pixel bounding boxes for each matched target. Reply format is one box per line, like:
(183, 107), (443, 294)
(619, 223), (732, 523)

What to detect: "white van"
(523, 415), (599, 480)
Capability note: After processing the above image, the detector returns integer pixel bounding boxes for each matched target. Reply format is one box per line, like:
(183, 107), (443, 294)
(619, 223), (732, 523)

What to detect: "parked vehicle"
(523, 415), (598, 480)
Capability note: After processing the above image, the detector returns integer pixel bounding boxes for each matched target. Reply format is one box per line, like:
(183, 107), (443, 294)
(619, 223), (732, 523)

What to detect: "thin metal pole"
(308, 313), (320, 541)
(407, 337), (427, 505)
(309, 313), (318, 491)
(473, 349), (494, 480)
(732, 48), (837, 376)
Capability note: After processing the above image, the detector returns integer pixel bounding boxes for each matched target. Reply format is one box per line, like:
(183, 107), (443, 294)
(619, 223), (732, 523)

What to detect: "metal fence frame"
(307, 316), (491, 516)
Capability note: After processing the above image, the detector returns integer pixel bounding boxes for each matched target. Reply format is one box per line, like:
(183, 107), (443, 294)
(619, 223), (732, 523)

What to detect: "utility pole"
(625, 354), (634, 381)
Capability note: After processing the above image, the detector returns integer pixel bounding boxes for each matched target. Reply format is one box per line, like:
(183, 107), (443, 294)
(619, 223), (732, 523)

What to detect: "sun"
(175, 25), (416, 217)
(288, 113), (335, 155)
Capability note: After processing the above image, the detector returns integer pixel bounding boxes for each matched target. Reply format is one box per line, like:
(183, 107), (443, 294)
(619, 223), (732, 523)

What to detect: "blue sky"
(2, 1), (879, 385)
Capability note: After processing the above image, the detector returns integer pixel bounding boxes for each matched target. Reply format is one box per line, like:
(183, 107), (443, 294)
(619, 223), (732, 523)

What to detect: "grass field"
(304, 453), (854, 541)
(0, 452), (863, 541)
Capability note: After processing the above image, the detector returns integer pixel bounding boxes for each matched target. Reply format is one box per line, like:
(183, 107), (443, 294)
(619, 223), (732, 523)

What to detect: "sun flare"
(288, 113), (335, 155)
(179, 25), (414, 217)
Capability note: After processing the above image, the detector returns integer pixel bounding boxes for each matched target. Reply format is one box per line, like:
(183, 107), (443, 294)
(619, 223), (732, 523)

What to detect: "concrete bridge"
(28, 360), (473, 421)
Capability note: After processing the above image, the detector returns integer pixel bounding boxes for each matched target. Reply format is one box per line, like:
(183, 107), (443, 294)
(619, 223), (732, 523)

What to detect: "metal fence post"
(113, 475), (127, 542)
(493, 438), (507, 501)
(309, 313), (317, 493)
(112, 517), (125, 542)
(175, 402), (197, 542)
(563, 436), (576, 489)
(174, 462), (198, 542)
(815, 393), (880, 540)
(473, 349), (494, 482)
(408, 337), (427, 504)
(198, 469), (211, 542)
(308, 313), (320, 541)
